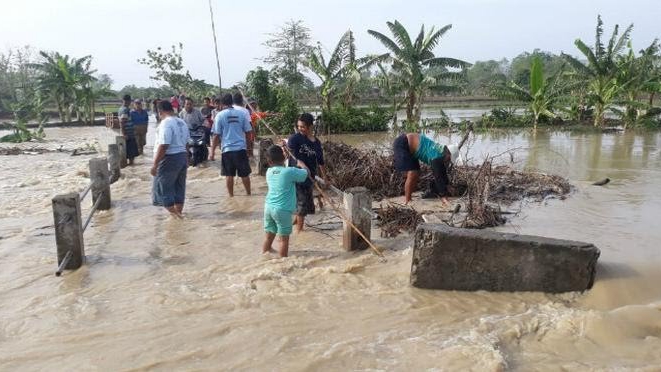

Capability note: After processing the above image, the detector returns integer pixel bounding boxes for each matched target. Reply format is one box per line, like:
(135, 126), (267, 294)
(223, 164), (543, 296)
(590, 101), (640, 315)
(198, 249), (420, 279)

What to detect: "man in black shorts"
(211, 93), (253, 197)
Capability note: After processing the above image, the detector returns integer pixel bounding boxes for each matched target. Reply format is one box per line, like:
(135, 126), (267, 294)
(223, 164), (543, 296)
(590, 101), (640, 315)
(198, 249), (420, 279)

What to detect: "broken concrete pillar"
(115, 136), (127, 168)
(411, 224), (600, 293)
(107, 144), (120, 183)
(52, 193), (85, 271)
(257, 138), (274, 176)
(342, 187), (371, 251)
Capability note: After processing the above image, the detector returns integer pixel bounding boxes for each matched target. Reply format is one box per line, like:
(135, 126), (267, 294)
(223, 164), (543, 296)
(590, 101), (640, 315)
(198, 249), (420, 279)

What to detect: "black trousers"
(430, 157), (450, 196)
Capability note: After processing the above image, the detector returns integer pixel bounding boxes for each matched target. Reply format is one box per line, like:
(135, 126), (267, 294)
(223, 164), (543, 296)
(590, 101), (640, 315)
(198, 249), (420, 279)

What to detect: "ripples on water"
(0, 126), (660, 370)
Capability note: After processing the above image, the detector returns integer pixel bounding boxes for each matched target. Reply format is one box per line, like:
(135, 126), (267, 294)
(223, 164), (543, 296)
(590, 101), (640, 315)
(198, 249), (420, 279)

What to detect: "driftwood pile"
(322, 141), (572, 234)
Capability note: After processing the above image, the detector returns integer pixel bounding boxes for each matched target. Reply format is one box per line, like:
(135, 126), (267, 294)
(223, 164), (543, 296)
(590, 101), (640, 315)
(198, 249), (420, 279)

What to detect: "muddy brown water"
(1, 124), (660, 371)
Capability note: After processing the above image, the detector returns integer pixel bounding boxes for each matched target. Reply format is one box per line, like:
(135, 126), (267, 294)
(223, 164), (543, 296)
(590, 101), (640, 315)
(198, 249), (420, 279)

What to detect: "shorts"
(264, 205), (293, 236)
(153, 152), (188, 207)
(295, 183), (315, 216)
(221, 149), (251, 177)
(393, 134), (420, 172)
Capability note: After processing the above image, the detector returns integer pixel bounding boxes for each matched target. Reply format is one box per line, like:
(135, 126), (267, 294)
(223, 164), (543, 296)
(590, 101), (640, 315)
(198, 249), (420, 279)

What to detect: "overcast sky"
(2, 0), (660, 90)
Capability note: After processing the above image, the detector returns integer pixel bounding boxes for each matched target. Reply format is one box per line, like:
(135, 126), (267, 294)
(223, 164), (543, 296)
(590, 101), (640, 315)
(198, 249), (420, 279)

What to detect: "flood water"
(1, 123), (660, 371)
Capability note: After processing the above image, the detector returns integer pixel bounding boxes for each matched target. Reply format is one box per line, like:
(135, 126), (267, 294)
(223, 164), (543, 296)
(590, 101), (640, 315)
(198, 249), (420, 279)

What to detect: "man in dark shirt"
(287, 113), (329, 233)
(200, 97), (214, 146)
(130, 99), (149, 155)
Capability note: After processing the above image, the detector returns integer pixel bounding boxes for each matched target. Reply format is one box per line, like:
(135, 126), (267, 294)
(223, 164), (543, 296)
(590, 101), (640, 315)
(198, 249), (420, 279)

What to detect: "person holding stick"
(287, 113), (329, 233)
(393, 133), (459, 204)
(262, 145), (310, 257)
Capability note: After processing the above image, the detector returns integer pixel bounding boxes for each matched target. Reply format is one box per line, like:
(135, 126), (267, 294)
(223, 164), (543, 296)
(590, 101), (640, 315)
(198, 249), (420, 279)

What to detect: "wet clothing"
(152, 152), (187, 207)
(295, 183), (315, 216)
(265, 166), (308, 212)
(287, 133), (324, 188)
(263, 206), (294, 236)
(220, 149), (251, 177)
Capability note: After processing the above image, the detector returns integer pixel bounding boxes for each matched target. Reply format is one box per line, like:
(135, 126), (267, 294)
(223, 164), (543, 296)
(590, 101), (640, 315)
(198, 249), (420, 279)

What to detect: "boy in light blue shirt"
(263, 145), (309, 257)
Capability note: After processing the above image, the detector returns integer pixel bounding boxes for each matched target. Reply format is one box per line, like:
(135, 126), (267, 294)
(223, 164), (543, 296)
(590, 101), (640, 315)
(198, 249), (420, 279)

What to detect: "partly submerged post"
(115, 136), (127, 168)
(342, 187), (372, 251)
(52, 193), (85, 274)
(107, 144), (120, 183)
(89, 157), (111, 210)
(257, 138), (274, 176)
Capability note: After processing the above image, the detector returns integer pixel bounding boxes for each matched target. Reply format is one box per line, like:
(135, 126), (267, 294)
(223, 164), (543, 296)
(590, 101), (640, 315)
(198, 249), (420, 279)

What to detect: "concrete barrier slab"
(411, 224), (600, 293)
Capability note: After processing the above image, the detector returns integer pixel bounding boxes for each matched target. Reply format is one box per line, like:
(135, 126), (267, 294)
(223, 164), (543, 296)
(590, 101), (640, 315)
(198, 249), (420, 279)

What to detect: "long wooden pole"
(208, 0), (222, 93)
(238, 88), (384, 257)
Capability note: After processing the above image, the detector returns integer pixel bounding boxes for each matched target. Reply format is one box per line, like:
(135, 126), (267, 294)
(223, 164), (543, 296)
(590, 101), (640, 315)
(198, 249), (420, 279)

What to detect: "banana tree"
(368, 20), (470, 124)
(492, 56), (568, 129)
(562, 15), (633, 127)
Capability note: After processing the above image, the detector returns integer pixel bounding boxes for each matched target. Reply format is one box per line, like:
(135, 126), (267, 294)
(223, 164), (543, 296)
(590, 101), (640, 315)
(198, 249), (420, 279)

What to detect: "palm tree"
(562, 15), (633, 127)
(374, 62), (406, 128)
(492, 56), (571, 129)
(305, 32), (349, 112)
(368, 20), (470, 124)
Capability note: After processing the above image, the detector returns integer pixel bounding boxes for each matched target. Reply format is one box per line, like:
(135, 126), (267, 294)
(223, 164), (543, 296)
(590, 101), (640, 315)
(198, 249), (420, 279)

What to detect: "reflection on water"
(1, 126), (660, 370)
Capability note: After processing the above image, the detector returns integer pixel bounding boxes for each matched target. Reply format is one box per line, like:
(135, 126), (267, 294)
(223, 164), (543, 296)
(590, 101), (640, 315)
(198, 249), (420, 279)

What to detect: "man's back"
(266, 166), (308, 212)
(212, 107), (252, 153)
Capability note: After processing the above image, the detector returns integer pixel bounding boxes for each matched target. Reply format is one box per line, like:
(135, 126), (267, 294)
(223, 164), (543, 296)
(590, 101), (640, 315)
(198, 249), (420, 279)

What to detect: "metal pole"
(82, 194), (104, 232)
(55, 250), (73, 276)
(79, 182), (93, 201)
(208, 0), (222, 92)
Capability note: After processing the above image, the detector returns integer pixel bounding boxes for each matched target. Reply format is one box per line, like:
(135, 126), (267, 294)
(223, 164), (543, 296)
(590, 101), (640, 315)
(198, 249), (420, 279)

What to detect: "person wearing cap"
(130, 99), (149, 155)
(393, 133), (459, 204)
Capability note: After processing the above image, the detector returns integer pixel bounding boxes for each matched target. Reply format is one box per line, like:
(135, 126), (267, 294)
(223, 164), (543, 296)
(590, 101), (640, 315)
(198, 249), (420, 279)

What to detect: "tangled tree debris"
(322, 141), (572, 233)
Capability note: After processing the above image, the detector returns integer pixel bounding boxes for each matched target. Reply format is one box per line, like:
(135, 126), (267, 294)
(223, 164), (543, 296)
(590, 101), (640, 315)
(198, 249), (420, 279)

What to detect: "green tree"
(492, 56), (570, 129)
(368, 20), (470, 124)
(246, 67), (277, 111)
(465, 59), (507, 95)
(562, 15), (633, 127)
(305, 31), (351, 112)
(30, 51), (96, 122)
(262, 20), (313, 94)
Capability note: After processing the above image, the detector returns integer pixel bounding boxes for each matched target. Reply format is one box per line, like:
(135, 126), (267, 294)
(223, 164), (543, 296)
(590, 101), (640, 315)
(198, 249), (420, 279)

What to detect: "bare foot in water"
(262, 247), (277, 255)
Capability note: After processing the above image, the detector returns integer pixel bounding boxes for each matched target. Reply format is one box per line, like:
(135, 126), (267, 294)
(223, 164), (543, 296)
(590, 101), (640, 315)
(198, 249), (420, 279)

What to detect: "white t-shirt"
(157, 116), (190, 155)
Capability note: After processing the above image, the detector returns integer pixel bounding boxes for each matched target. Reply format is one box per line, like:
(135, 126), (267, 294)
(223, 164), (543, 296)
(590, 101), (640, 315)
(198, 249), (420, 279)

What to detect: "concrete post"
(89, 157), (111, 210)
(52, 193), (85, 271)
(342, 187), (372, 251)
(107, 144), (120, 184)
(116, 136), (127, 168)
(257, 138), (274, 176)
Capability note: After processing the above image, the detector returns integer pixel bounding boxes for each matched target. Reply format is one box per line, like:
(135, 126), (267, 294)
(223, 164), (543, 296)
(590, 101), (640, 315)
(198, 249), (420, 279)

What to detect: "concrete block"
(411, 224), (600, 293)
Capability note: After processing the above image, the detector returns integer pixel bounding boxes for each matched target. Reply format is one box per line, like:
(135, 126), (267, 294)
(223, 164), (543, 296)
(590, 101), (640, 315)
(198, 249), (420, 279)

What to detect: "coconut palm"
(562, 15), (633, 127)
(368, 20), (470, 124)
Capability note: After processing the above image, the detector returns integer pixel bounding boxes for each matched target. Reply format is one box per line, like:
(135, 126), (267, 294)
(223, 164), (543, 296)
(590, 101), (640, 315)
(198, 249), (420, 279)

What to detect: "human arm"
(404, 170), (420, 204)
(210, 134), (219, 161)
(151, 144), (168, 176)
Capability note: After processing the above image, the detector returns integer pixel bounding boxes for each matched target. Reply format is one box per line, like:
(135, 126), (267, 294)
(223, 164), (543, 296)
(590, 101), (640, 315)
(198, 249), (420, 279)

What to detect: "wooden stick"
(238, 88), (384, 257)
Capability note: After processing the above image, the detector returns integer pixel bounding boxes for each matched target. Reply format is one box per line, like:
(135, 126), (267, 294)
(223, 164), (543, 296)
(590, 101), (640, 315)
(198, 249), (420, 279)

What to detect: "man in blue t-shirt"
(263, 145), (309, 258)
(211, 93), (253, 197)
(130, 99), (150, 155)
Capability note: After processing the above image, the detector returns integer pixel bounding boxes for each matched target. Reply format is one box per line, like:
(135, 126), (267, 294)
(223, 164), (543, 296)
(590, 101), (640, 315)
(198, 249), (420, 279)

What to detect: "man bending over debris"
(393, 133), (459, 204)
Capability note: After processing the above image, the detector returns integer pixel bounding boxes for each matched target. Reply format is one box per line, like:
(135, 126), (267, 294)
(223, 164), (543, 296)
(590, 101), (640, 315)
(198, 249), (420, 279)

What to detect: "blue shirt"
(212, 107), (252, 153)
(415, 134), (445, 165)
(158, 116), (190, 155)
(287, 133), (324, 187)
(130, 109), (149, 126)
(265, 166), (309, 212)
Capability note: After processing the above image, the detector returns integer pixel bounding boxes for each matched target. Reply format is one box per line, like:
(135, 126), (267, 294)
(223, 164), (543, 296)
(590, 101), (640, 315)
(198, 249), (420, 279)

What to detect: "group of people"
(138, 91), (459, 258)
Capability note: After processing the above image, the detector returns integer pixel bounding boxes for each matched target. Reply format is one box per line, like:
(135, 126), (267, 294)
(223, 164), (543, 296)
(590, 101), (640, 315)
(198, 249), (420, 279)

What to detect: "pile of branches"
(322, 142), (404, 200)
(453, 160), (507, 229)
(374, 203), (423, 238)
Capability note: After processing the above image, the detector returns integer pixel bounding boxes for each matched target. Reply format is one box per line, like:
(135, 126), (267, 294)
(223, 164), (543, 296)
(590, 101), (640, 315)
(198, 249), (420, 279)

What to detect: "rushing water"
(1, 123), (660, 371)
